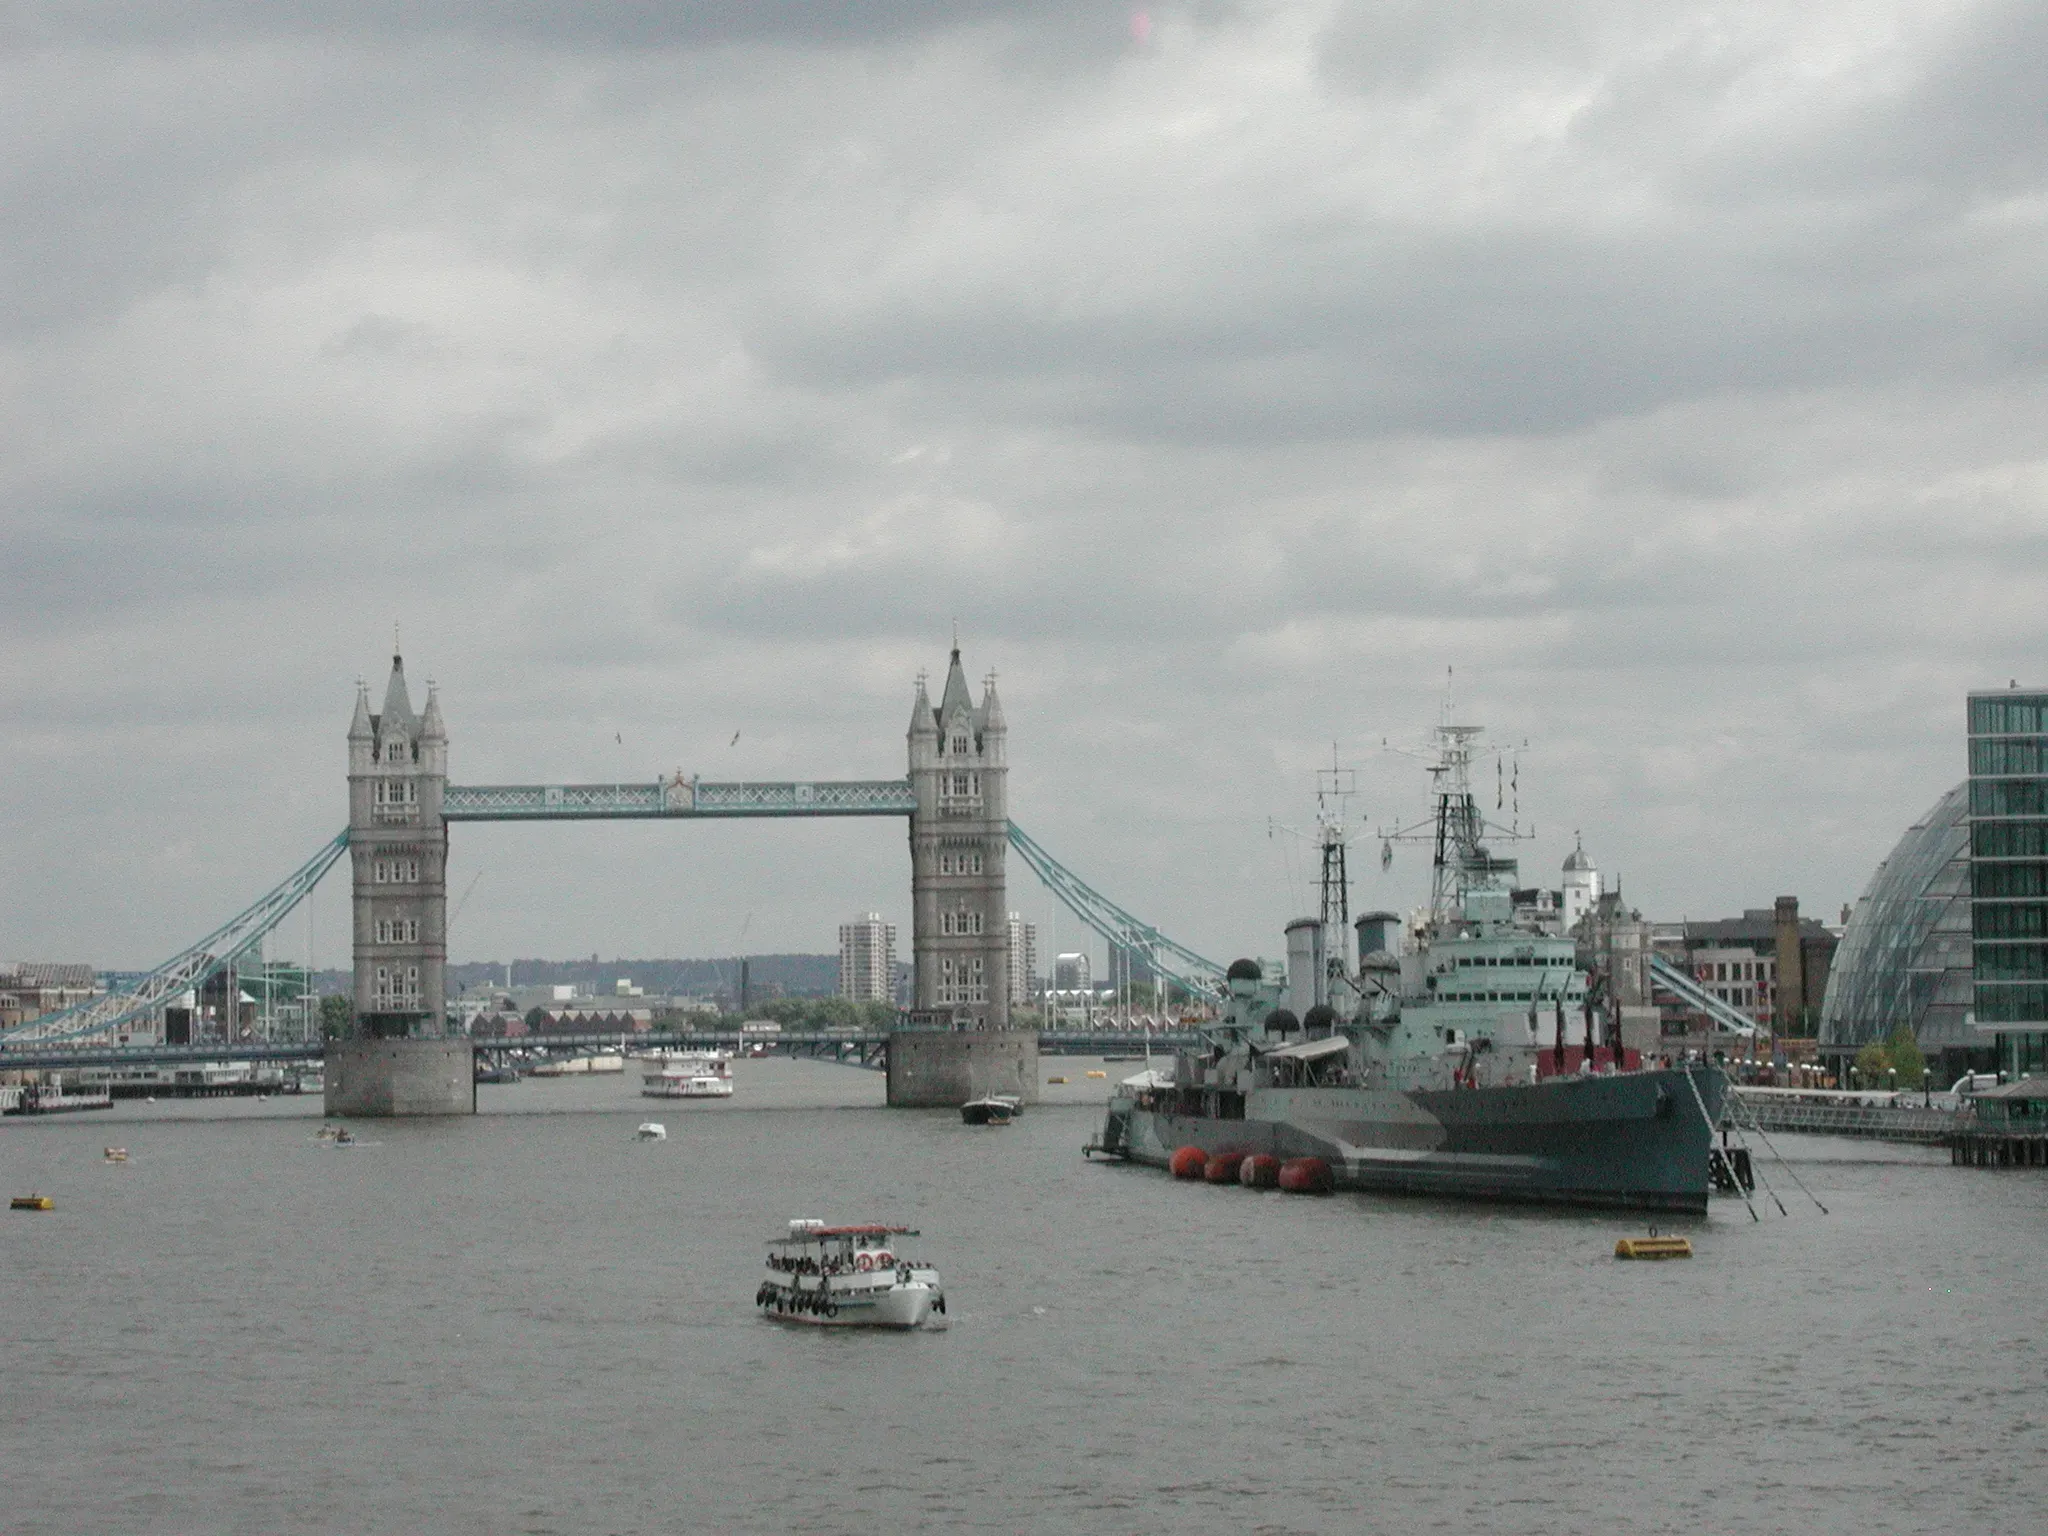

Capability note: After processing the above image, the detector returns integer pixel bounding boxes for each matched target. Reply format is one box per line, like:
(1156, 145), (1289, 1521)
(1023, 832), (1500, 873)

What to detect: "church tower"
(908, 644), (1010, 1029)
(347, 649), (448, 1037)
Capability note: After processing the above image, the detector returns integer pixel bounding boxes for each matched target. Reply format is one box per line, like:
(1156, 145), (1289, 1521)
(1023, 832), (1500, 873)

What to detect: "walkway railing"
(1731, 1088), (1956, 1145)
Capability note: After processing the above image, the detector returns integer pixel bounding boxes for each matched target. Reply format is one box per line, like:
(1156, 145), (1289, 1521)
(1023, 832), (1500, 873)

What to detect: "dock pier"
(1950, 1131), (2048, 1167)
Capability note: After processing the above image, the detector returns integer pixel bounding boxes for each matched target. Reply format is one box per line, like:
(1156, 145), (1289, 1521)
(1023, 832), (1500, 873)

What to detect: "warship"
(1089, 723), (1728, 1213)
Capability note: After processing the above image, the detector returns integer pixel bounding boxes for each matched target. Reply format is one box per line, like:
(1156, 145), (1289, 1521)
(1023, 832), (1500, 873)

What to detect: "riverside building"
(1968, 686), (2048, 1077)
(1820, 783), (1979, 1082)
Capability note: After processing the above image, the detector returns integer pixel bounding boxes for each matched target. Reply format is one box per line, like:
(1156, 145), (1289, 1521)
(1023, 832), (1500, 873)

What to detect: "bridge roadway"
(0, 1031), (1197, 1075)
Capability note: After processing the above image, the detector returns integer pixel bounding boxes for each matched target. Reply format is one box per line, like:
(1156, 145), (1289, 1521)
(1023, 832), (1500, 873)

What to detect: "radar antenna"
(1376, 721), (1532, 932)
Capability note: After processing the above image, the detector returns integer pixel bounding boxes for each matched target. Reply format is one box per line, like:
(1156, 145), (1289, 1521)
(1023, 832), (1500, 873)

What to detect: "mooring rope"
(1684, 1066), (1758, 1223)
(1727, 1087), (1830, 1216)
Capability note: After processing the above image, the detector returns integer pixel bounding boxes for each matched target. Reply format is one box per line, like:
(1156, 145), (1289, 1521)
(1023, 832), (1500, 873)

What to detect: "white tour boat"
(641, 1051), (734, 1099)
(755, 1220), (944, 1329)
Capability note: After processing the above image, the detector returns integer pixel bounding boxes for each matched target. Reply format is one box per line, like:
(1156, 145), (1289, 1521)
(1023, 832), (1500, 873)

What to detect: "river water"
(2, 1058), (2042, 1535)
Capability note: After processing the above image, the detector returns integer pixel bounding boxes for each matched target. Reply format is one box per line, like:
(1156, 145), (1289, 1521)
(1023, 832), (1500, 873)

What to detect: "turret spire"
(381, 649), (416, 733)
(908, 671), (937, 738)
(938, 639), (973, 721)
(981, 669), (1006, 733)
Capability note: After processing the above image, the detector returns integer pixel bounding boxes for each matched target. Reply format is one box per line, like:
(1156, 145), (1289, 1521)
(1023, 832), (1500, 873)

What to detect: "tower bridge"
(2, 644), (1225, 1114)
(337, 642), (1017, 1112)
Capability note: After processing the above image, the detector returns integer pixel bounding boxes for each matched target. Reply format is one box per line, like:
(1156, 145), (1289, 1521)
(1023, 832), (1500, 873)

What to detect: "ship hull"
(1099, 1068), (1726, 1214)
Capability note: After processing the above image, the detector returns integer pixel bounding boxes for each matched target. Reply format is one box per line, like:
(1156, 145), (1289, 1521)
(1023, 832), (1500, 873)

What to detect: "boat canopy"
(1263, 1035), (1351, 1063)
(1119, 1068), (1174, 1091)
(769, 1224), (917, 1244)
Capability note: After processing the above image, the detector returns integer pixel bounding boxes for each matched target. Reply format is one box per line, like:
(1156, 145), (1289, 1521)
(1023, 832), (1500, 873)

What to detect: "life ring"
(874, 1250), (894, 1268)
(855, 1252), (875, 1272)
(824, 1301), (838, 1319)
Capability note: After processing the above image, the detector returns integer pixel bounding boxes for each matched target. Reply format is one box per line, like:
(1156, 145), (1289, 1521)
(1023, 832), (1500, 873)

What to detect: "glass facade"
(1819, 783), (1974, 1058)
(1969, 692), (2048, 1075)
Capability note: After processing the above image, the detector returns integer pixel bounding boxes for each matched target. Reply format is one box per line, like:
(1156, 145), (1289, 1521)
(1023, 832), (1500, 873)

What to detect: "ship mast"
(1427, 724), (1486, 922)
(1316, 754), (1357, 992)
(1379, 716), (1531, 933)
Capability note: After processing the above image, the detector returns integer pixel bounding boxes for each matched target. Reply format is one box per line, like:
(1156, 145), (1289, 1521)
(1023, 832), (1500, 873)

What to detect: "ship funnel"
(1284, 918), (1325, 1015)
(1356, 911), (1399, 958)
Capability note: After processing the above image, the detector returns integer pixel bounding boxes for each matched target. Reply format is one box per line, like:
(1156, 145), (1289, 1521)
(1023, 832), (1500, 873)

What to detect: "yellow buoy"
(1047, 1075), (1068, 1084)
(1614, 1235), (1693, 1260)
(1085, 1070), (1107, 1079)
(12, 1194), (55, 1211)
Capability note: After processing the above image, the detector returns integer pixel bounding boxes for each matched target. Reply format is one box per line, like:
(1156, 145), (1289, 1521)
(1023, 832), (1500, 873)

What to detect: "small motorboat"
(103, 1147), (128, 1163)
(637, 1122), (667, 1141)
(12, 1194), (54, 1211)
(960, 1095), (1020, 1126)
(756, 1220), (943, 1329)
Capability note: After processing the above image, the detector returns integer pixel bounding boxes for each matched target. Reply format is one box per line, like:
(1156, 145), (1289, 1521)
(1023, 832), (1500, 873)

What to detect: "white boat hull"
(762, 1282), (937, 1329)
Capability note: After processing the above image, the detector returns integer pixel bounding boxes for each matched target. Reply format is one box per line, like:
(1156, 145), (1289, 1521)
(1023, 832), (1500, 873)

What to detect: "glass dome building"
(1819, 782), (1986, 1079)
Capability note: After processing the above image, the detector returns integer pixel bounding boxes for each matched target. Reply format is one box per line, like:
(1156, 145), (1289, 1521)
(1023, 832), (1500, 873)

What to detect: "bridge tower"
(893, 643), (1035, 1105)
(908, 645), (1009, 1029)
(328, 648), (471, 1116)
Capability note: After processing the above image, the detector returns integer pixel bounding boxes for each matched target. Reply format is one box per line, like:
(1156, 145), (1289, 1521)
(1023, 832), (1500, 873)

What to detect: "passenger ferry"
(641, 1052), (734, 1099)
(755, 1220), (944, 1328)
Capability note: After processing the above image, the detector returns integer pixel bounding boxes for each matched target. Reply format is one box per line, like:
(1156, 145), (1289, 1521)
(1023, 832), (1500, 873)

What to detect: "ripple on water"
(1, 1062), (2045, 1534)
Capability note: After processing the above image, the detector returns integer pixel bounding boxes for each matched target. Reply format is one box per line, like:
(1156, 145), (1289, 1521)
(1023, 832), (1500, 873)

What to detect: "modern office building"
(837, 913), (898, 1005)
(1053, 952), (1090, 992)
(1968, 687), (2048, 1077)
(1819, 782), (1978, 1080)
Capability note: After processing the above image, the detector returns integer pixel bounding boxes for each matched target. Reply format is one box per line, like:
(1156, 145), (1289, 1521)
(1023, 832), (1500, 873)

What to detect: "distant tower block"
(329, 648), (471, 1117)
(838, 913), (897, 1003)
(907, 644), (1010, 1030)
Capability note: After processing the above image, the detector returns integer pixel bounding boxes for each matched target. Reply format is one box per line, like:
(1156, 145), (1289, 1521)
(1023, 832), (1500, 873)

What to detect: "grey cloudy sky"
(4, 0), (2045, 972)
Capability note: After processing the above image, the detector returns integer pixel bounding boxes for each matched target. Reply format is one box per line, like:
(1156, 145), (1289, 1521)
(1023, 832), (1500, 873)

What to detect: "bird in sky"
(730, 731), (741, 747)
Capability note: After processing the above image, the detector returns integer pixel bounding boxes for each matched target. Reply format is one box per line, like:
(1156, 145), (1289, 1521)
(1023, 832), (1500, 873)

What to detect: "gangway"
(1648, 954), (1760, 1037)
(0, 831), (350, 1048)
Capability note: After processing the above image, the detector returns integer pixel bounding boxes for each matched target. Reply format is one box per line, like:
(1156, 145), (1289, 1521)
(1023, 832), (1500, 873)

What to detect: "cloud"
(1, 1), (2044, 970)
